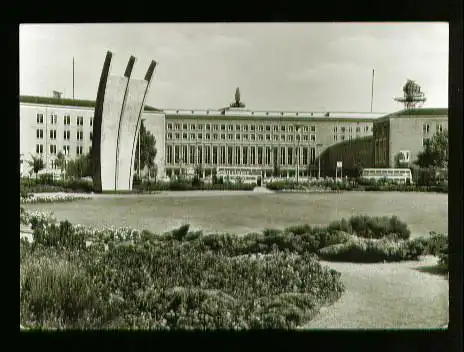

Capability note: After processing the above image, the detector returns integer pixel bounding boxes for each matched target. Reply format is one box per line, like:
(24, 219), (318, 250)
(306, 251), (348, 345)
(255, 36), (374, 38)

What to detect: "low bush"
(318, 237), (416, 263)
(348, 215), (410, 240)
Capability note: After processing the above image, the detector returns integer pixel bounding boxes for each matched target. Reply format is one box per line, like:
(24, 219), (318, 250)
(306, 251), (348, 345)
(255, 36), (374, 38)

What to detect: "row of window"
(36, 144), (88, 156)
(423, 123), (445, 134)
(334, 126), (371, 133)
(374, 138), (388, 164)
(166, 145), (317, 166)
(167, 132), (317, 142)
(36, 113), (93, 126)
(167, 123), (317, 133)
(333, 134), (358, 142)
(36, 129), (92, 141)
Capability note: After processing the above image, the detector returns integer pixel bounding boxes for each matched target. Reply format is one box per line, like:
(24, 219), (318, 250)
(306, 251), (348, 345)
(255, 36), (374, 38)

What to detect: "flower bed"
(20, 193), (92, 204)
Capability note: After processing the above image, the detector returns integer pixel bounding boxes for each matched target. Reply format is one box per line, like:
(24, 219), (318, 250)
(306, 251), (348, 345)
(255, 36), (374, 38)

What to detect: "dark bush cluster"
(134, 180), (256, 192)
(21, 177), (95, 194)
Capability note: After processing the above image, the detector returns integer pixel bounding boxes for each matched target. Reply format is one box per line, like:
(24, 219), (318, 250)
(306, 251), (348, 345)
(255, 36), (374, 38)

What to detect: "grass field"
(22, 191), (448, 237)
(22, 191), (448, 329)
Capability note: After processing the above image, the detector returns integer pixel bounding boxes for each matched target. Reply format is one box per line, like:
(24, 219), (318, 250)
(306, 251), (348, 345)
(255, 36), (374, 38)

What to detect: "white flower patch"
(20, 192), (92, 204)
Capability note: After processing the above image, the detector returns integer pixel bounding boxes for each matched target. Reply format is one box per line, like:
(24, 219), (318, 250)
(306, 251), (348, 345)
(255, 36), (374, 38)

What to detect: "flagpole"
(370, 68), (375, 112)
(73, 57), (75, 100)
(138, 125), (141, 178)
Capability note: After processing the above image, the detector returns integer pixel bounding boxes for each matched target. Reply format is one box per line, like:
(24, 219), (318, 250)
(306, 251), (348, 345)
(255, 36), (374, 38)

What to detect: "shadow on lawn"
(413, 264), (448, 278)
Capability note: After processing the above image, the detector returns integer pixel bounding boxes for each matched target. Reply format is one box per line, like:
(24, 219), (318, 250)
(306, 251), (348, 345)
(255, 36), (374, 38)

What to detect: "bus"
(361, 168), (413, 184)
(216, 167), (262, 185)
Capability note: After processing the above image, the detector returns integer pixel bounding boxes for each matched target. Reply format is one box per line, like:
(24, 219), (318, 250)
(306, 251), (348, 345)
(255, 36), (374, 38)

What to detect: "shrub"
(348, 215), (410, 240)
(318, 237), (416, 263)
(33, 220), (86, 251)
(20, 255), (99, 328)
(172, 224), (191, 241)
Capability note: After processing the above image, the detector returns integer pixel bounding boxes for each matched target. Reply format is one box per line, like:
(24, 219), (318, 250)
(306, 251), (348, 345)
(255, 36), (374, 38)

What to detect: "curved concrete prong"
(144, 60), (157, 83)
(92, 50), (113, 192)
(124, 56), (137, 78)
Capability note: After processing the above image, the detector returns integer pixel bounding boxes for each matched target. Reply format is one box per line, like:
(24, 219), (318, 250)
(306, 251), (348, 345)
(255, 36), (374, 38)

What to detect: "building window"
(365, 126), (369, 132)
(36, 113), (44, 124)
(227, 146), (233, 165)
(251, 134), (256, 141)
(198, 133), (203, 140)
(36, 129), (44, 139)
(167, 133), (172, 140)
(90, 132), (93, 141)
(250, 125), (256, 132)
(212, 146), (218, 164)
(341, 127), (346, 133)
(213, 124), (219, 131)
(36, 144), (44, 154)
(273, 135), (278, 141)
(228, 134), (233, 140)
(198, 124), (204, 130)
(341, 135), (345, 141)
(190, 133), (195, 140)
(258, 135), (264, 141)
(356, 126), (361, 133)
(243, 134), (249, 140)
(274, 125), (279, 132)
(63, 145), (70, 155)
(280, 135), (285, 141)
(333, 135), (338, 142)
(64, 115), (71, 125)
(235, 146), (241, 165)
(221, 124), (226, 131)
(265, 125), (271, 131)
(49, 130), (57, 140)
(303, 135), (309, 141)
(220, 134), (225, 140)
(77, 116), (84, 126)
(174, 146), (180, 163)
(310, 147), (316, 164)
(90, 117), (93, 126)
(235, 125), (241, 131)
(423, 124), (430, 134)
(287, 135), (293, 142)
(258, 125), (264, 132)
(235, 134), (241, 140)
(50, 114), (57, 124)
(206, 133), (211, 140)
(205, 124), (211, 131)
(288, 126), (294, 132)
(173, 133), (179, 139)
(77, 131), (84, 141)
(182, 124), (188, 130)
(183, 133), (188, 140)
(174, 123), (180, 130)
(166, 145), (173, 164)
(243, 125), (248, 131)
(310, 134), (316, 142)
(212, 133), (218, 140)
(437, 123), (444, 133)
(422, 137), (430, 146)
(242, 147), (248, 165)
(310, 126), (316, 133)
(167, 123), (173, 130)
(266, 134), (271, 141)
(333, 126), (338, 133)
(227, 125), (232, 132)
(49, 145), (57, 154)
(64, 130), (71, 140)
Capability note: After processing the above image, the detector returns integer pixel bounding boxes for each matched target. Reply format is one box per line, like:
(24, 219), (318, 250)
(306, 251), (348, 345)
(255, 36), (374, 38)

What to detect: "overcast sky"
(20, 23), (448, 112)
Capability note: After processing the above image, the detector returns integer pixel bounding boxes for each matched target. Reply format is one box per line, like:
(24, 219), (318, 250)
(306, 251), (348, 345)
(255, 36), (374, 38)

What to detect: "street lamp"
(316, 143), (323, 179)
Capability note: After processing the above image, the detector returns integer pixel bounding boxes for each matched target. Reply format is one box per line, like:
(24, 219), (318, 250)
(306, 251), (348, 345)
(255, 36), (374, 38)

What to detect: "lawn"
(22, 191), (448, 237)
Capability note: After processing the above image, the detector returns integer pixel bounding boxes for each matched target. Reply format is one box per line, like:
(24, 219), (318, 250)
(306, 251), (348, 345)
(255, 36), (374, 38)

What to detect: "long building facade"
(20, 95), (448, 181)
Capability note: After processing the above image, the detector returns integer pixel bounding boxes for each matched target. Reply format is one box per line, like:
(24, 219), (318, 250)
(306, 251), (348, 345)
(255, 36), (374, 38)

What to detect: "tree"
(27, 155), (44, 179)
(66, 153), (92, 179)
(134, 120), (157, 176)
(415, 130), (448, 169)
(55, 151), (66, 179)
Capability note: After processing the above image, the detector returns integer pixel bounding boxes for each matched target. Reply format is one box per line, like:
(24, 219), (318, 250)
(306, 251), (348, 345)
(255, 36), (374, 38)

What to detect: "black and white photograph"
(19, 22), (449, 330)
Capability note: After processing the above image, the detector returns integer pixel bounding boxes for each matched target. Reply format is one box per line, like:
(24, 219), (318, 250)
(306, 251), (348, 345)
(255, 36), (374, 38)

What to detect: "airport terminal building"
(19, 95), (447, 180)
